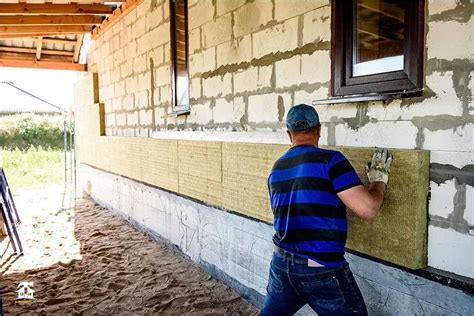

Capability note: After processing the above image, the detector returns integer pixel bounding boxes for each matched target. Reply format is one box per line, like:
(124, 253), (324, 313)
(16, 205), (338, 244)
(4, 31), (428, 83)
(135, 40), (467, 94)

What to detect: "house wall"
(78, 0), (474, 313)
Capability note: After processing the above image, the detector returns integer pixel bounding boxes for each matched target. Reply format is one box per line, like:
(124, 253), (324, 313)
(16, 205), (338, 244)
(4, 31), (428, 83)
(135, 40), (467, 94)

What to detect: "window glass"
(353, 0), (405, 77)
(171, 0), (189, 110)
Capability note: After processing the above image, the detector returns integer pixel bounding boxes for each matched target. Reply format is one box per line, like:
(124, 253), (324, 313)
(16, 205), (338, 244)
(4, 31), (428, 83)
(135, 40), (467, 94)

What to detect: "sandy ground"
(0, 185), (258, 315)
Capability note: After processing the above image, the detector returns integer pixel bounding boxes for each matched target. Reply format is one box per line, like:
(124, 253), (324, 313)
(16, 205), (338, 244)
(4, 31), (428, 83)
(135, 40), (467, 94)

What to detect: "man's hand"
(366, 148), (393, 185)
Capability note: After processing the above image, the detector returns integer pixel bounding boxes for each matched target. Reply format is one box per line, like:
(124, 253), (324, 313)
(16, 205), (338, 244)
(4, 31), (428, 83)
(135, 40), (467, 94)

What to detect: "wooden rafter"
(0, 25), (93, 35)
(0, 15), (103, 26)
(0, 33), (80, 39)
(73, 34), (84, 63)
(35, 36), (42, 60)
(0, 46), (74, 57)
(0, 2), (131, 71)
(41, 37), (77, 45)
(0, 58), (86, 71)
(0, 4), (115, 15)
(357, 2), (404, 23)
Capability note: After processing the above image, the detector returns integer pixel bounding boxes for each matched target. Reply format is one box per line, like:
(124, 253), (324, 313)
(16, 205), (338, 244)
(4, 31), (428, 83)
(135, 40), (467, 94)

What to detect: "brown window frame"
(331, 0), (425, 98)
(169, 0), (190, 113)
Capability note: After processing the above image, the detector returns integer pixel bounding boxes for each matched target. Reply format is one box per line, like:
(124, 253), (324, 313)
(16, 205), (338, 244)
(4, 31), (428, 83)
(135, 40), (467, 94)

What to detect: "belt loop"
(290, 253), (294, 265)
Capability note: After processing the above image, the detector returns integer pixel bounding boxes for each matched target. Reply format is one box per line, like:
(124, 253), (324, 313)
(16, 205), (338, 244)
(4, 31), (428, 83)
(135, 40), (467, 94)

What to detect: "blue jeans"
(261, 250), (367, 316)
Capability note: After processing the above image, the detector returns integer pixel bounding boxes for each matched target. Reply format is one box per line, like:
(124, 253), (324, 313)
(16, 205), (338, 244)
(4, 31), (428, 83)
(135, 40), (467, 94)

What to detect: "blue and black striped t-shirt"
(268, 145), (362, 267)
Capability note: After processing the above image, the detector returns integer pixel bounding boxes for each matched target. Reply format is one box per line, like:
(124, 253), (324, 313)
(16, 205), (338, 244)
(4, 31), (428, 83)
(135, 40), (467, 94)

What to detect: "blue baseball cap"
(286, 104), (320, 131)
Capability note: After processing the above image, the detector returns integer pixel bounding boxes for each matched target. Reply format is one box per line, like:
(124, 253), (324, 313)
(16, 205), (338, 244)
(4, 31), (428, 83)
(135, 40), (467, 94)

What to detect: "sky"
(0, 66), (80, 110)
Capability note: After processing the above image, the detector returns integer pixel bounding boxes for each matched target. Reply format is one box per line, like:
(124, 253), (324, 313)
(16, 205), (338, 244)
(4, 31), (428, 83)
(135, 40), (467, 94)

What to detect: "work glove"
(366, 148), (393, 185)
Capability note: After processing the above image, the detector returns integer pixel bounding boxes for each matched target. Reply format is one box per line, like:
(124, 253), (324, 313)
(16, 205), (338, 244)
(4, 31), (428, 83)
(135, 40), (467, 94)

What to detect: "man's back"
(268, 145), (362, 267)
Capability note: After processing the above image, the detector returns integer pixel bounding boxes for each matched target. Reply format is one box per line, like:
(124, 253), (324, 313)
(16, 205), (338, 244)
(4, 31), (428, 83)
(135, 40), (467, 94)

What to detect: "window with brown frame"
(331, 0), (424, 98)
(170, 0), (189, 113)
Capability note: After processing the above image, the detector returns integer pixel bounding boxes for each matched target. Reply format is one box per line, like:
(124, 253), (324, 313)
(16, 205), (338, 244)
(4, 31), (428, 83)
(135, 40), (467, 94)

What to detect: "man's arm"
(337, 149), (392, 220)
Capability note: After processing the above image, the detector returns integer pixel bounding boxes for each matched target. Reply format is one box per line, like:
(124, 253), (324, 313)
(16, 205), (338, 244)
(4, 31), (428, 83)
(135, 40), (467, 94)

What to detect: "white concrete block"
(294, 87), (329, 105)
(430, 151), (474, 169)
(253, 17), (299, 59)
(188, 0), (214, 30)
(137, 72), (151, 90)
(428, 0), (458, 16)
(189, 101), (213, 125)
(127, 111), (139, 126)
(233, 65), (273, 94)
(154, 65), (171, 87)
(146, 5), (163, 31)
(135, 90), (149, 109)
(301, 50), (331, 83)
(213, 97), (246, 124)
(189, 27), (201, 54)
(160, 85), (172, 104)
(122, 94), (135, 111)
(140, 109), (153, 125)
(423, 123), (473, 152)
(115, 113), (126, 126)
(216, 0), (245, 16)
(275, 55), (301, 87)
(248, 92), (292, 123)
(429, 180), (457, 218)
(274, 0), (328, 22)
(316, 102), (358, 123)
(189, 47), (216, 74)
(368, 72), (464, 122)
(233, 0), (273, 38)
(202, 73), (232, 97)
(125, 76), (138, 95)
(334, 121), (419, 149)
(132, 17), (147, 38)
(302, 5), (331, 43)
(202, 13), (232, 48)
(428, 226), (473, 278)
(190, 77), (201, 99)
(216, 35), (252, 66)
(427, 19), (474, 60)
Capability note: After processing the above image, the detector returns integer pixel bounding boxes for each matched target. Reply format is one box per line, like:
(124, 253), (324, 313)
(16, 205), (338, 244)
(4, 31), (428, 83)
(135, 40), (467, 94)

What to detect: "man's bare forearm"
(368, 182), (386, 215)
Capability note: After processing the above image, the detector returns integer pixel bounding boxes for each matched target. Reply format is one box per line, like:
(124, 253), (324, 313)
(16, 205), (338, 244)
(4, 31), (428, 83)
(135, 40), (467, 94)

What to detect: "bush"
(0, 114), (70, 150)
(1, 146), (64, 189)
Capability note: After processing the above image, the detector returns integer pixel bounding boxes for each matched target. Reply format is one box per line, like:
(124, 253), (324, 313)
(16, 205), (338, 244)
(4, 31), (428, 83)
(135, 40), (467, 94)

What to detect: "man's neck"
(292, 140), (319, 147)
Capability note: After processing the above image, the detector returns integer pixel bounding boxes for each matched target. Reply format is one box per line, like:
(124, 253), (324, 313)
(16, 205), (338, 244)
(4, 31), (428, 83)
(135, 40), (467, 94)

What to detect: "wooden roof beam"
(36, 36), (42, 60)
(0, 15), (103, 26)
(0, 46), (74, 57)
(0, 58), (86, 71)
(0, 4), (115, 15)
(73, 34), (84, 63)
(0, 25), (93, 35)
(41, 37), (77, 45)
(0, 33), (80, 40)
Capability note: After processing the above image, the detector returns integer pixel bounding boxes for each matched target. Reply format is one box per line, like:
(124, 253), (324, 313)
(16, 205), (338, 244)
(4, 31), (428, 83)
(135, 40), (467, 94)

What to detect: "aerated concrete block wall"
(83, 0), (473, 286)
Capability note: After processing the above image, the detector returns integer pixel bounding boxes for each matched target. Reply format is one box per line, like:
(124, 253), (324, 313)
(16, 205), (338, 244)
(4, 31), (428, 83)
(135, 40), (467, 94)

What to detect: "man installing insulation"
(261, 104), (392, 315)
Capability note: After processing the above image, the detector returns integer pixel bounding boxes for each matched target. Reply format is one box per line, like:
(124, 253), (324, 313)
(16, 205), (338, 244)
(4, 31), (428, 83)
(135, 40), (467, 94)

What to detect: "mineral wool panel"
(330, 146), (429, 269)
(221, 143), (288, 222)
(178, 140), (222, 206)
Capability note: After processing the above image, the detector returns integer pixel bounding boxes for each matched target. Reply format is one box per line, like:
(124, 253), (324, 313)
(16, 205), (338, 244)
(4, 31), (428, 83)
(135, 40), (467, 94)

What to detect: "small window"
(170, 0), (190, 113)
(331, 0), (424, 97)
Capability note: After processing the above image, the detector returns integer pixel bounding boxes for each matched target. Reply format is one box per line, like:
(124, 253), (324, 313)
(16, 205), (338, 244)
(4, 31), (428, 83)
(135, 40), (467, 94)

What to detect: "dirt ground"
(0, 185), (258, 315)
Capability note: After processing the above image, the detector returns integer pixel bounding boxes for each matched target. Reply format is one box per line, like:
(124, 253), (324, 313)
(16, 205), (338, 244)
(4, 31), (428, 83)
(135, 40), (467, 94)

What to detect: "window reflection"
(353, 0), (405, 77)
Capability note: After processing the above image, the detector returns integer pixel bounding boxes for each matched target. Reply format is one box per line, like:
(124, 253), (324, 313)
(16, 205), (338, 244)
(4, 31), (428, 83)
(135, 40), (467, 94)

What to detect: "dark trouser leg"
(260, 254), (306, 316)
(333, 263), (368, 315)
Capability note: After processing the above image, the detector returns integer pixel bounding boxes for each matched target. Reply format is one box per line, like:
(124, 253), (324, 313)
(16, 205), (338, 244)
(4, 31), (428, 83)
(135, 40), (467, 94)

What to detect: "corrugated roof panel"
(0, 82), (62, 114)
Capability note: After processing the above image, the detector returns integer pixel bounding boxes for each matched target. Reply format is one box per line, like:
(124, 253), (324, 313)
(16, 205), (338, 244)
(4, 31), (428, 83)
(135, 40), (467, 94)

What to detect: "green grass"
(1, 147), (65, 190)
